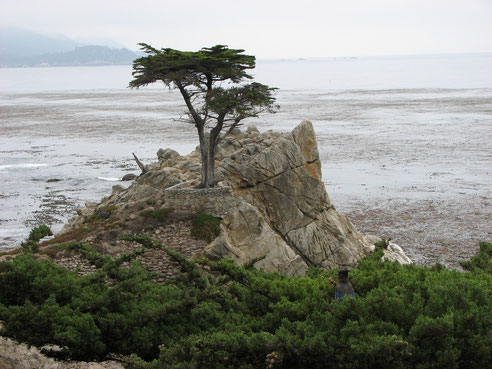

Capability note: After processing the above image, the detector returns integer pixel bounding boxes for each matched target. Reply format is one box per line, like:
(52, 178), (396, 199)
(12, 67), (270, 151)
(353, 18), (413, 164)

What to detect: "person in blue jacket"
(335, 270), (355, 301)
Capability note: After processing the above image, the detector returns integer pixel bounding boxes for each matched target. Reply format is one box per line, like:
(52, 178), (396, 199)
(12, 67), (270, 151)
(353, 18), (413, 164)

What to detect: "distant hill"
(0, 28), (138, 67)
(0, 28), (83, 57)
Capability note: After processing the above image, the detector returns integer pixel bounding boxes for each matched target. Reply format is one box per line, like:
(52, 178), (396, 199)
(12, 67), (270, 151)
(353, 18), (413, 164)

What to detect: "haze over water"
(1, 53), (491, 268)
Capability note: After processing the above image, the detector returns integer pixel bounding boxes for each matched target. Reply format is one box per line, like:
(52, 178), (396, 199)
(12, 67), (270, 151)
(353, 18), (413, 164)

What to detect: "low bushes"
(140, 208), (173, 223)
(460, 241), (492, 274)
(0, 239), (490, 368)
(20, 225), (52, 253)
(190, 211), (221, 242)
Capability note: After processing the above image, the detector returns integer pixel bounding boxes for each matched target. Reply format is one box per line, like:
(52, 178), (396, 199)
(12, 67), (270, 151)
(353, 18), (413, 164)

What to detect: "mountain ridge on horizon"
(0, 28), (139, 67)
(2, 28), (490, 67)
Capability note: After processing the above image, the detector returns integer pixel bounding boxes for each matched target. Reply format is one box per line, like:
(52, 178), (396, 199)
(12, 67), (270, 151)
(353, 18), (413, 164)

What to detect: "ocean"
(1, 53), (491, 268)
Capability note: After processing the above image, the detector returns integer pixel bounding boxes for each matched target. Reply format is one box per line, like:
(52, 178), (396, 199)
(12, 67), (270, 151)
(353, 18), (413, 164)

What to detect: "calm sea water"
(1, 53), (492, 92)
(1, 53), (491, 262)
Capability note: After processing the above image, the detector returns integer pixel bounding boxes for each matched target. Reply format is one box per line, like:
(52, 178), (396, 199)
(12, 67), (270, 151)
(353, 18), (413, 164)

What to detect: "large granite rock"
(59, 120), (411, 274)
(210, 120), (374, 270)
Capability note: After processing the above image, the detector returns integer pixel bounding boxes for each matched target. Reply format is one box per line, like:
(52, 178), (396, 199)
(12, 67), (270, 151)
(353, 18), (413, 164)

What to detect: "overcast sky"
(2, 0), (491, 58)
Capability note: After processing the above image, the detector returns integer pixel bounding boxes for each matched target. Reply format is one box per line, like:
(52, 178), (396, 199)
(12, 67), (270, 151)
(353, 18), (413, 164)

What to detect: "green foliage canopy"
(130, 44), (256, 89)
(20, 224), (52, 253)
(129, 44), (278, 187)
(190, 211), (221, 242)
(0, 240), (490, 368)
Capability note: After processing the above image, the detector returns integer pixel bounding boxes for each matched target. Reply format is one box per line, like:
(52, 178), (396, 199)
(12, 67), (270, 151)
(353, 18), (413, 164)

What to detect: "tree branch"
(176, 82), (204, 128)
(132, 153), (147, 174)
(217, 116), (244, 144)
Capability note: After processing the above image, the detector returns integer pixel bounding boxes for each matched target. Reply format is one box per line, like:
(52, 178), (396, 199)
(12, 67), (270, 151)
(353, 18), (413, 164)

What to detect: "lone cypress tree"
(129, 44), (278, 188)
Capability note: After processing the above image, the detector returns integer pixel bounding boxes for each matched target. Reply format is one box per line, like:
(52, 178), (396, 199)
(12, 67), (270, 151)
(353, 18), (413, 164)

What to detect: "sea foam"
(0, 163), (49, 171)
(97, 176), (120, 182)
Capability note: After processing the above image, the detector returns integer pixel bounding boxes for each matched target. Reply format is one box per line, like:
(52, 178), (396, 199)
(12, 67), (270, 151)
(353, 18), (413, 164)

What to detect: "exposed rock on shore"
(0, 337), (123, 369)
(365, 235), (412, 265)
(209, 121), (374, 270)
(56, 120), (410, 275)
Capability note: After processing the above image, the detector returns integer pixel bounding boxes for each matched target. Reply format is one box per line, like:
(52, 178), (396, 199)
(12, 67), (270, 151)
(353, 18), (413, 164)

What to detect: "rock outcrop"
(0, 337), (123, 369)
(205, 202), (309, 276)
(58, 120), (411, 274)
(364, 235), (412, 265)
(210, 120), (374, 271)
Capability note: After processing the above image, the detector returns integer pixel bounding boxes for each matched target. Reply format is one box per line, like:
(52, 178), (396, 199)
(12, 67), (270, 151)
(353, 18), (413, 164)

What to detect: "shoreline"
(1, 87), (491, 269)
(334, 195), (490, 269)
(1, 171), (489, 270)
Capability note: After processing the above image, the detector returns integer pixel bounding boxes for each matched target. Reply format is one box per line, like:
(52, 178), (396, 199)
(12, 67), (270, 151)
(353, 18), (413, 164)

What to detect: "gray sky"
(2, 0), (491, 58)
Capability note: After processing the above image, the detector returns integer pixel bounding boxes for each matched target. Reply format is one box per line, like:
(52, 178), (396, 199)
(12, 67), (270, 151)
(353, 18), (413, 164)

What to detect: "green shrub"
(20, 225), (53, 253)
(0, 252), (192, 360)
(374, 238), (392, 249)
(20, 239), (40, 253)
(190, 211), (221, 242)
(460, 241), (491, 273)
(28, 225), (53, 242)
(140, 208), (173, 223)
(0, 239), (490, 368)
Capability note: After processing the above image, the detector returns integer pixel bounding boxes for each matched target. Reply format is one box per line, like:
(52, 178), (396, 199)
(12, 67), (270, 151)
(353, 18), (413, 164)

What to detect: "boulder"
(246, 125), (259, 133)
(116, 183), (163, 204)
(121, 173), (137, 181)
(136, 169), (181, 189)
(364, 235), (412, 265)
(157, 148), (180, 160)
(382, 242), (412, 264)
(214, 120), (374, 270)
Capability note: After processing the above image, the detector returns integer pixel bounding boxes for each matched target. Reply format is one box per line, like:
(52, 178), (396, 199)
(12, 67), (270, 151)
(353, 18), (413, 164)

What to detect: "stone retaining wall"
(164, 186), (241, 218)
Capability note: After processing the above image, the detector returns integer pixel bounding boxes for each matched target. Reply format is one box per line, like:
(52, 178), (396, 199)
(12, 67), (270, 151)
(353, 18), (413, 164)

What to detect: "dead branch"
(132, 152), (147, 174)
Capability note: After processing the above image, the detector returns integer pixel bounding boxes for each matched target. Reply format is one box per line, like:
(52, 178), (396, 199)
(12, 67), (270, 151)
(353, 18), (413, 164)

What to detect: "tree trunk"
(205, 120), (223, 188)
(206, 140), (216, 188)
(196, 126), (209, 188)
(176, 82), (209, 187)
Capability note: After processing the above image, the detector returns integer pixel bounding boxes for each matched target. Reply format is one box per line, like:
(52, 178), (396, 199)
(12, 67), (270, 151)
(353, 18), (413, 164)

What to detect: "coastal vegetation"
(129, 44), (278, 188)
(0, 235), (490, 368)
(20, 224), (52, 253)
(140, 207), (174, 223)
(190, 211), (221, 242)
